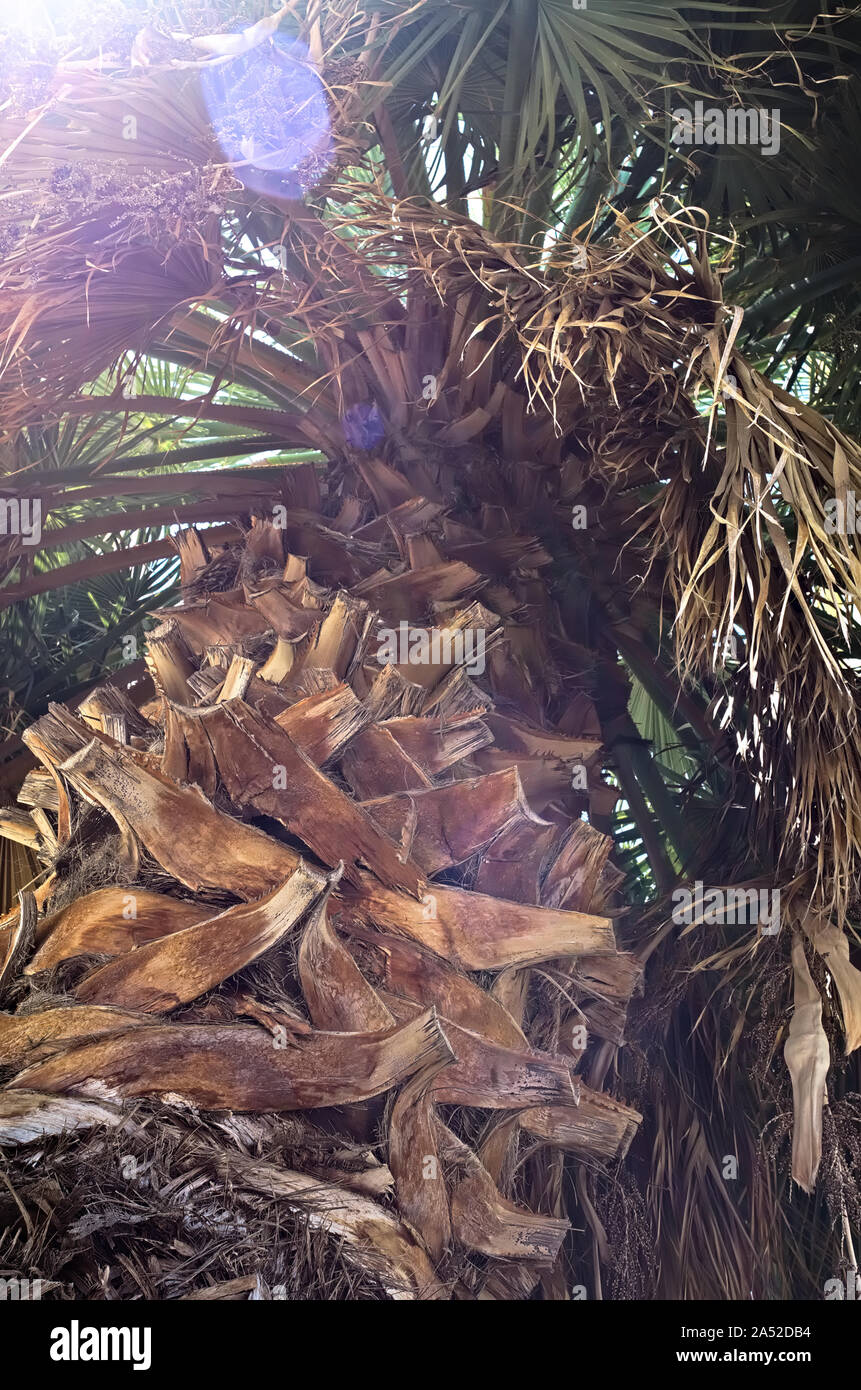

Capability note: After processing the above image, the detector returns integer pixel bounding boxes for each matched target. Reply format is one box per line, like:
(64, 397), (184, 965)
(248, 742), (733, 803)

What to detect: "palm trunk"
(0, 445), (646, 1299)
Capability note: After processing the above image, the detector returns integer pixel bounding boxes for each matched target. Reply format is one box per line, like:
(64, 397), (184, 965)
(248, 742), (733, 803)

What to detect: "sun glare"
(0, 0), (58, 37)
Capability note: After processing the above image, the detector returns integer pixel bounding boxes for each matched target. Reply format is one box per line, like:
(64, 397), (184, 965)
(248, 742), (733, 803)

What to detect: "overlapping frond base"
(0, 461), (642, 1299)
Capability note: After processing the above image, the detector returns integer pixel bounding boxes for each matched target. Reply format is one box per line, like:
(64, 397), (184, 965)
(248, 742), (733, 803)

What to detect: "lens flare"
(342, 403), (386, 451)
(199, 37), (331, 198)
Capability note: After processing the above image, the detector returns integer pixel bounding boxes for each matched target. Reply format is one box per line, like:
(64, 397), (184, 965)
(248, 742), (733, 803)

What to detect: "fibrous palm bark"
(0, 454), (644, 1298)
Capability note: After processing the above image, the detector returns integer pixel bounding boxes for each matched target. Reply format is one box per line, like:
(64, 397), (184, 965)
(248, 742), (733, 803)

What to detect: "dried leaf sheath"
(183, 699), (425, 896)
(0, 1090), (125, 1146)
(27, 887), (208, 973)
(344, 922), (528, 1048)
(388, 1061), (452, 1263)
(11, 1009), (454, 1111)
(297, 890), (395, 1033)
(0, 1006), (156, 1067)
(0, 891), (36, 999)
(343, 877), (614, 971)
(35, 728), (301, 898)
(437, 1122), (570, 1262)
(521, 1087), (643, 1163)
(75, 864), (330, 1011)
(361, 767), (544, 874)
(380, 992), (579, 1109)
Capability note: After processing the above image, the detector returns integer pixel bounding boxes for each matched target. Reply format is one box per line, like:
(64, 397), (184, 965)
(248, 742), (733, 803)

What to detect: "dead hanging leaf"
(12, 1008), (454, 1112)
(0, 1090), (125, 1145)
(27, 887), (208, 973)
(0, 1005), (155, 1067)
(784, 935), (830, 1192)
(216, 1155), (445, 1300)
(832, 437), (850, 515)
(75, 864), (330, 1012)
(801, 911), (861, 1054)
(435, 1121), (569, 1262)
(388, 1060), (452, 1263)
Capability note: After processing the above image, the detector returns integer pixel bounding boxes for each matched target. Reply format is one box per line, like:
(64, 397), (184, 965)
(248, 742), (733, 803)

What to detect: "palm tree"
(1, 0), (860, 1300)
